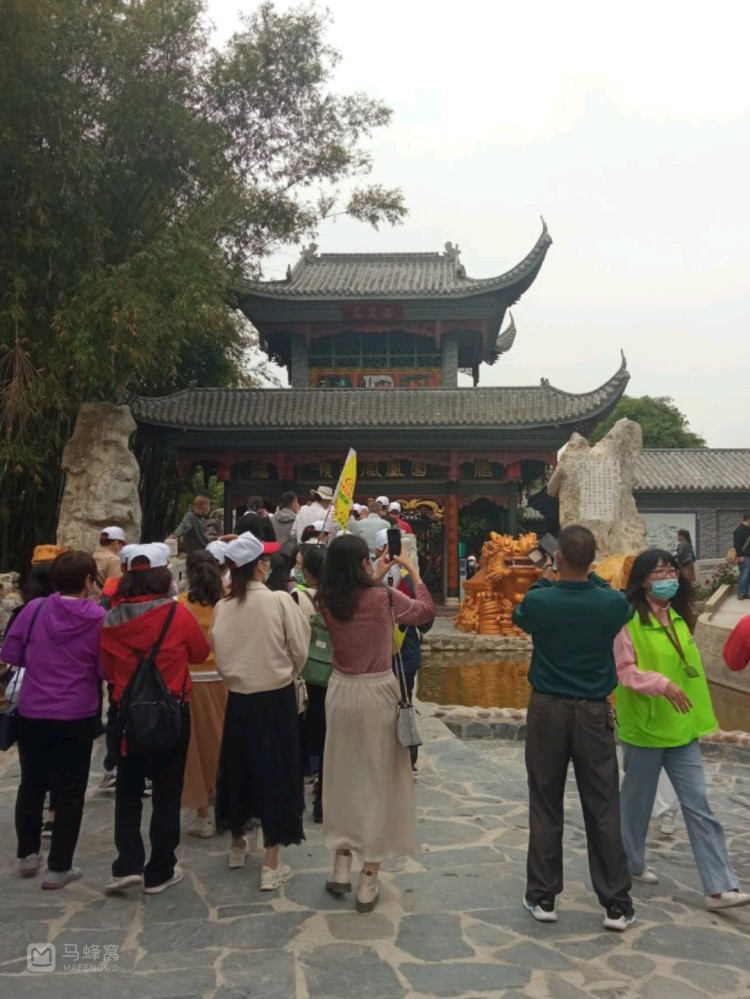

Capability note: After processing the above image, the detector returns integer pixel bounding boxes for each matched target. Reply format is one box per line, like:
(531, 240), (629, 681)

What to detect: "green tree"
(590, 396), (707, 448)
(0, 0), (405, 567)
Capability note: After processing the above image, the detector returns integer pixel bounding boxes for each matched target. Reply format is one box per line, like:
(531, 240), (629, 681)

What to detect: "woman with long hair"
(266, 550), (294, 593)
(2, 552), (104, 888)
(615, 548), (749, 910)
(210, 534), (310, 890)
(100, 544), (209, 895)
(179, 550), (227, 838)
(317, 534), (434, 913)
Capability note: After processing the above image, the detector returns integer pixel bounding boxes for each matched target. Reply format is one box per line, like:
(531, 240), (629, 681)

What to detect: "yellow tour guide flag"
(332, 448), (358, 531)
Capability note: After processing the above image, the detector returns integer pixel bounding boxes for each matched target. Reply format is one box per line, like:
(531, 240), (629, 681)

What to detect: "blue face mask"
(650, 579), (679, 600)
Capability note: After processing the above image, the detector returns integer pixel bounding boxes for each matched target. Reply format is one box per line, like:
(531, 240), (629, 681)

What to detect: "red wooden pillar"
(444, 489), (460, 602)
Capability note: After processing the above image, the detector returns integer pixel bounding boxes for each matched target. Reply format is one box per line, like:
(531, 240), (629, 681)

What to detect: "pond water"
(417, 652), (749, 732)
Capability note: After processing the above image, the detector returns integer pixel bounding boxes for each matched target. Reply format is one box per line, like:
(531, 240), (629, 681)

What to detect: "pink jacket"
(614, 600), (671, 696)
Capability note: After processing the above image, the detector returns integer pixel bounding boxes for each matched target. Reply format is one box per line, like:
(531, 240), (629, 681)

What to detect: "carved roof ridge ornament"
(538, 352), (629, 400)
(235, 219), (552, 300)
(493, 312), (517, 358)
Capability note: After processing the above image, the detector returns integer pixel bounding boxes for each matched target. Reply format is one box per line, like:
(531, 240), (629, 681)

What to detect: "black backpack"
(119, 603), (184, 755)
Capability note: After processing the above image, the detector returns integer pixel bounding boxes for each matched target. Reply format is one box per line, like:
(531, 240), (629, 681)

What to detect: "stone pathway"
(2, 715), (750, 998)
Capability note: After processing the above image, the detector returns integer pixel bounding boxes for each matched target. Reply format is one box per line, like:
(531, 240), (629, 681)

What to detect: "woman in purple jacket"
(1, 551), (105, 889)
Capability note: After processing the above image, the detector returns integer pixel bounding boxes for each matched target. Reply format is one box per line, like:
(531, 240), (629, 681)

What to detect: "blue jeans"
(620, 740), (738, 895)
(738, 557), (750, 597)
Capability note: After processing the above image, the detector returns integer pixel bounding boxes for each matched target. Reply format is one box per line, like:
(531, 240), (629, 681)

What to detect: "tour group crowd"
(3, 487), (750, 932)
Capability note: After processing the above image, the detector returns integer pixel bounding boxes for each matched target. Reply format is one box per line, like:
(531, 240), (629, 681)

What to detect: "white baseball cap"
(119, 543), (137, 565)
(123, 542), (170, 570)
(376, 495), (390, 507)
(206, 540), (228, 565)
(374, 528), (389, 552)
(226, 533), (280, 566)
(101, 525), (126, 542)
(388, 502), (401, 513)
(351, 503), (362, 514)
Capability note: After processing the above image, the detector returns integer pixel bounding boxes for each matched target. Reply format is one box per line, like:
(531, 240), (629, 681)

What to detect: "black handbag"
(0, 704), (18, 752)
(0, 600), (47, 752)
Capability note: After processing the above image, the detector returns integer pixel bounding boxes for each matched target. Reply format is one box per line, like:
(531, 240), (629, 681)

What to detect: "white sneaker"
(522, 896), (558, 922)
(632, 869), (659, 884)
(41, 867), (83, 890)
(228, 837), (248, 869)
(659, 812), (676, 836)
(143, 868), (183, 895)
(186, 816), (216, 839)
(603, 905), (636, 931)
(104, 873), (144, 894)
(356, 871), (379, 913)
(98, 770), (117, 791)
(19, 853), (42, 878)
(260, 863), (292, 891)
(706, 890), (750, 910)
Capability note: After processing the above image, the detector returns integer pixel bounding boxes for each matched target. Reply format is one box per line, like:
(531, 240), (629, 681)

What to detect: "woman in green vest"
(615, 549), (750, 910)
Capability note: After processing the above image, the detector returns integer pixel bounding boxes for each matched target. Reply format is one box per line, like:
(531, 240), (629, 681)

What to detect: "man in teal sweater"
(512, 524), (635, 932)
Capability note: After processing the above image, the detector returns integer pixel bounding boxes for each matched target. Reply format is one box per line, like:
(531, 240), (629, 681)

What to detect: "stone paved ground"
(2, 715), (750, 998)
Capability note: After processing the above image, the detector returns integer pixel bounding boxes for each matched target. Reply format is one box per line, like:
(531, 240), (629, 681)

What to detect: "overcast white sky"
(207, 0), (750, 447)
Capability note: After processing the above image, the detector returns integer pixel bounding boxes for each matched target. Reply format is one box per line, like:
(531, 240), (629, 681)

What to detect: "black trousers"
(103, 683), (119, 773)
(525, 691), (632, 909)
(305, 683), (327, 809)
(16, 715), (96, 871)
(112, 705), (190, 888)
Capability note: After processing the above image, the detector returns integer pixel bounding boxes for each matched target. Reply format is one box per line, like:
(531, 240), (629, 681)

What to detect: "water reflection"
(418, 655), (531, 709)
(418, 654), (748, 732)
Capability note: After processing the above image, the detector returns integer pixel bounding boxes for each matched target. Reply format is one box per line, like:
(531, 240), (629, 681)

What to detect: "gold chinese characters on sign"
(455, 532), (542, 636)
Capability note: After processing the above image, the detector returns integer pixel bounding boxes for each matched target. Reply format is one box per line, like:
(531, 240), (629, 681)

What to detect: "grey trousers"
(620, 740), (738, 896)
(525, 691), (632, 909)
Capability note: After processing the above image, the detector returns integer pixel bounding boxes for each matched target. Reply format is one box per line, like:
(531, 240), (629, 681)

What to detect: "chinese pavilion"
(130, 221), (629, 601)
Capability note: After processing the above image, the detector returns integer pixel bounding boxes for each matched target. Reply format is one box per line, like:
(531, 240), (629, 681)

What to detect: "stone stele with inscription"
(546, 418), (646, 557)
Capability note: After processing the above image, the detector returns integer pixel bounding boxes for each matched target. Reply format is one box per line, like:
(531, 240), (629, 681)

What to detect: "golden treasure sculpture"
(455, 535), (639, 637)
(594, 554), (636, 592)
(455, 532), (543, 636)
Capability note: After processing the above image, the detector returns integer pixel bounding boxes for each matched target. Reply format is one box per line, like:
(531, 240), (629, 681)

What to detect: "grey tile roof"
(238, 223), (552, 300)
(636, 450), (750, 492)
(131, 357), (628, 432)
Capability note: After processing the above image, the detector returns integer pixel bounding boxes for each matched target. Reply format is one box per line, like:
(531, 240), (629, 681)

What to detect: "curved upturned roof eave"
(128, 354), (628, 434)
(232, 220), (553, 303)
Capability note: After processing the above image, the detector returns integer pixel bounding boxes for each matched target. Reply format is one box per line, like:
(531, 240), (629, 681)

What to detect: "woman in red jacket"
(100, 543), (209, 895)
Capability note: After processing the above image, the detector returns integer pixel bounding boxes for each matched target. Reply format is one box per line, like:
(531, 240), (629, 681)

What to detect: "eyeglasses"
(648, 567), (678, 579)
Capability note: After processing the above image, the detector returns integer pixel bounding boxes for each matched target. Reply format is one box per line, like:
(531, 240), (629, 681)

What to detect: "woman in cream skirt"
(317, 534), (434, 912)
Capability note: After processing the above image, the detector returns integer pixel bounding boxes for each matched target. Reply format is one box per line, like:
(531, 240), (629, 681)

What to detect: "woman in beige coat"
(210, 534), (310, 892)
